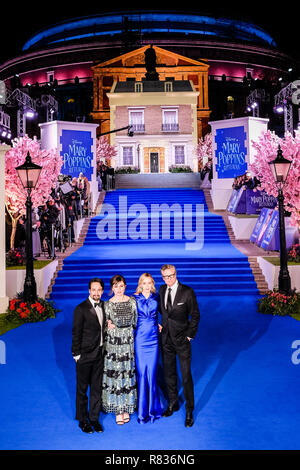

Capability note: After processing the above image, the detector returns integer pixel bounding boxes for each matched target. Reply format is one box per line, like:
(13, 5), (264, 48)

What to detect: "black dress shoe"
(162, 402), (180, 417)
(91, 421), (103, 433)
(79, 421), (94, 433)
(185, 412), (194, 428)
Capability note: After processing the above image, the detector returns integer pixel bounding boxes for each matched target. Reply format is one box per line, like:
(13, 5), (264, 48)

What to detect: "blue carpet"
(1, 188), (300, 450)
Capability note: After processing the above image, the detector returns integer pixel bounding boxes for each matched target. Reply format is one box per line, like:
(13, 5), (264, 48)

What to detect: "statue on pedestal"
(144, 45), (159, 81)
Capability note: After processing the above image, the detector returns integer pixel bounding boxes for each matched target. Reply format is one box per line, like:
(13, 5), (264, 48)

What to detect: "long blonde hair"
(135, 273), (156, 294)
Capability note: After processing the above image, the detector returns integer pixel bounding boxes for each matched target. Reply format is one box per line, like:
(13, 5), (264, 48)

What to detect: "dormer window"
(164, 81), (173, 92)
(135, 82), (143, 93)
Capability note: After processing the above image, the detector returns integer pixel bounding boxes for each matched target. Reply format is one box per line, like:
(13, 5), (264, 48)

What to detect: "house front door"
(150, 153), (159, 173)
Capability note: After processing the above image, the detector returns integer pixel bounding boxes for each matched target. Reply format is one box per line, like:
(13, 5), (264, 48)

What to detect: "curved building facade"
(0, 11), (298, 139)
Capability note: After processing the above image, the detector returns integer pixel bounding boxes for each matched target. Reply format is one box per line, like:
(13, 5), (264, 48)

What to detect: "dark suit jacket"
(159, 282), (200, 346)
(72, 298), (105, 363)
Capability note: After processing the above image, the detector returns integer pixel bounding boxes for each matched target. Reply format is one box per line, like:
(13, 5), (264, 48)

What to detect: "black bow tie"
(94, 302), (100, 308)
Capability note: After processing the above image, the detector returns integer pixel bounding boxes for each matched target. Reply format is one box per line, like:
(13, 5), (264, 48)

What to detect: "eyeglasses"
(162, 272), (176, 280)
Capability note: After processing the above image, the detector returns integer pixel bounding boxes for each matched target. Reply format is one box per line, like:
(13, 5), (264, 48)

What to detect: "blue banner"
(215, 126), (247, 178)
(246, 190), (277, 214)
(260, 210), (279, 250)
(60, 129), (93, 179)
(250, 208), (272, 244)
(227, 189), (239, 212)
(230, 186), (246, 214)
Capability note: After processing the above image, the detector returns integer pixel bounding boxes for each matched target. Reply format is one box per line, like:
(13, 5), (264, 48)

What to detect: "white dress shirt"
(164, 280), (179, 309)
(163, 281), (191, 341)
(89, 296), (103, 346)
(73, 297), (103, 362)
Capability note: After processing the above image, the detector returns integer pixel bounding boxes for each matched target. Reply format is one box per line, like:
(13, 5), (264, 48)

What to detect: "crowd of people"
(72, 265), (200, 433)
(97, 162), (115, 192)
(7, 163), (117, 260)
(8, 173), (92, 259)
(232, 171), (260, 191)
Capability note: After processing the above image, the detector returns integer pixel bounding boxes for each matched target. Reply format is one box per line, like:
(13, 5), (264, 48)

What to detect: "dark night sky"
(0, 3), (299, 64)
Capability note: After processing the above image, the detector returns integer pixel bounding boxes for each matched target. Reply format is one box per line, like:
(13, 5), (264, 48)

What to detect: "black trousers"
(75, 348), (103, 422)
(162, 335), (194, 412)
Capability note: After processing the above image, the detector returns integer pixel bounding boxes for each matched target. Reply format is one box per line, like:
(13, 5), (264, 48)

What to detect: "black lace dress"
(102, 297), (137, 415)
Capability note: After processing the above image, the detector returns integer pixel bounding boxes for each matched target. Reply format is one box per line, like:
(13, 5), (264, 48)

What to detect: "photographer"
(39, 200), (59, 259)
(232, 172), (261, 191)
(53, 194), (67, 252)
(65, 190), (79, 244)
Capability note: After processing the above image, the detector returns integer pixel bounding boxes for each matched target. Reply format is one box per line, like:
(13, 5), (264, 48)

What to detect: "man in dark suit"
(72, 278), (105, 434)
(159, 264), (200, 427)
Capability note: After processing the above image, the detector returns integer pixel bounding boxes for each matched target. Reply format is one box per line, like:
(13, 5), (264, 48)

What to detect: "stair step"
(48, 188), (267, 299)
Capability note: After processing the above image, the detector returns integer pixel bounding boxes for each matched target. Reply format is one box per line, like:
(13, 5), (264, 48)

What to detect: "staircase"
(46, 192), (105, 299)
(248, 257), (269, 295)
(50, 188), (260, 302)
(46, 217), (92, 299)
(203, 188), (269, 295)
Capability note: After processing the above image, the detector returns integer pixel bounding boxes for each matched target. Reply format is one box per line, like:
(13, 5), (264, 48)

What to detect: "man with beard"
(72, 278), (105, 434)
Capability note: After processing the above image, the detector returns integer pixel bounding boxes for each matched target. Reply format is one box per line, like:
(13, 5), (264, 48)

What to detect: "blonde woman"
(133, 273), (163, 423)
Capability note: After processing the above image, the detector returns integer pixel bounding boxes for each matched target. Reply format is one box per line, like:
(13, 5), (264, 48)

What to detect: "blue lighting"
(22, 12), (277, 51)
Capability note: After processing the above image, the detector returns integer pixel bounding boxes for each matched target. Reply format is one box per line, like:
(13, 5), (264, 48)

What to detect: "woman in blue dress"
(134, 273), (163, 423)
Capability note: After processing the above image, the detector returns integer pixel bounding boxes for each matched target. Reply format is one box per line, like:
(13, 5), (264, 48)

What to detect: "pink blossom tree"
(250, 130), (300, 228)
(195, 133), (212, 168)
(5, 135), (63, 249)
(96, 136), (117, 164)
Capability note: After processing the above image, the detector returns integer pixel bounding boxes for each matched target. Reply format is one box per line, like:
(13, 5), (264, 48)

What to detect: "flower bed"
(168, 165), (192, 173)
(288, 244), (300, 263)
(115, 166), (140, 174)
(258, 289), (300, 316)
(6, 248), (25, 267)
(6, 295), (59, 323)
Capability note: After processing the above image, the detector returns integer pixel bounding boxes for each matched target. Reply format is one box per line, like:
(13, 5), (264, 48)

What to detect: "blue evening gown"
(134, 292), (163, 423)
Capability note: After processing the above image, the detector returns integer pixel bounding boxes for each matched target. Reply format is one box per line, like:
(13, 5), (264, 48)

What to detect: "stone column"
(0, 144), (10, 312)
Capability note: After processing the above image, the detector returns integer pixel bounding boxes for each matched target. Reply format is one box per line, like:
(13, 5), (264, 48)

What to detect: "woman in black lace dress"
(102, 275), (137, 425)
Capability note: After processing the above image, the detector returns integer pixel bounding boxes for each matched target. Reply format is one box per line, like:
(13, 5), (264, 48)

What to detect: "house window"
(129, 109), (145, 133)
(135, 82), (143, 93)
(122, 146), (134, 166)
(162, 108), (178, 132)
(174, 145), (185, 165)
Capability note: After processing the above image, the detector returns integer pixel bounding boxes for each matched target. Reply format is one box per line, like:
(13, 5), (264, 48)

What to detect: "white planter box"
(257, 257), (300, 291)
(6, 260), (58, 300)
(228, 215), (258, 240)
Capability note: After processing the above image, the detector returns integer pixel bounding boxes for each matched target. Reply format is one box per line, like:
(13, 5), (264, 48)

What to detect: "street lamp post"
(15, 152), (42, 302)
(268, 145), (292, 295)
